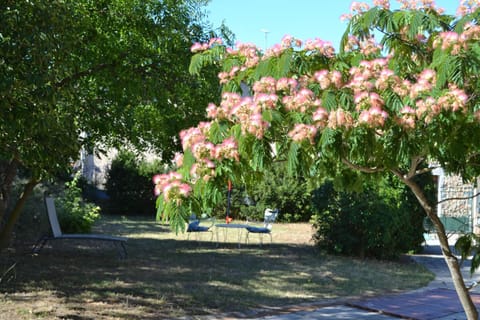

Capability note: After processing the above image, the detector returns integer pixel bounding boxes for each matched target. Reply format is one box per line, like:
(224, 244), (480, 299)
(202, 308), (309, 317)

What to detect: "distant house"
(76, 146), (160, 189)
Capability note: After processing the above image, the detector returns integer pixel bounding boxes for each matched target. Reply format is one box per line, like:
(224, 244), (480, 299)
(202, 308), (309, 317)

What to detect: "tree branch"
(341, 158), (384, 173)
(53, 51), (133, 89)
(437, 191), (480, 206)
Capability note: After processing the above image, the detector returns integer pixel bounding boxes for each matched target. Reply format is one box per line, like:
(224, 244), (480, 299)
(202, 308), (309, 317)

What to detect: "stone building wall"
(439, 174), (474, 218)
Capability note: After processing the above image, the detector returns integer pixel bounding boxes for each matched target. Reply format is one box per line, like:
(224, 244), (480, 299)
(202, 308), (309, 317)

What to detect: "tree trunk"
(394, 170), (479, 320)
(0, 158), (20, 224)
(0, 178), (39, 250)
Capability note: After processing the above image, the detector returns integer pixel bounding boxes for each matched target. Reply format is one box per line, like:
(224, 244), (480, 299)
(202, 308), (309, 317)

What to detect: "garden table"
(215, 223), (249, 248)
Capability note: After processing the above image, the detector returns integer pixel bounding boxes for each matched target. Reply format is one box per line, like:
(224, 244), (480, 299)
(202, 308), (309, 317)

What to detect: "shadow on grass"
(0, 216), (434, 320)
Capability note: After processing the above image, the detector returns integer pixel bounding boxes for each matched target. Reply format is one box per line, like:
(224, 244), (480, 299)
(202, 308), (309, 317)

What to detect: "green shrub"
(105, 151), (164, 215)
(231, 164), (313, 222)
(311, 174), (430, 260)
(56, 173), (100, 234)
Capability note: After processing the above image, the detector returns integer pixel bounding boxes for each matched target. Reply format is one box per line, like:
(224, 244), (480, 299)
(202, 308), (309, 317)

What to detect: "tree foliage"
(0, 0), (222, 248)
(105, 151), (164, 216)
(154, 1), (480, 318)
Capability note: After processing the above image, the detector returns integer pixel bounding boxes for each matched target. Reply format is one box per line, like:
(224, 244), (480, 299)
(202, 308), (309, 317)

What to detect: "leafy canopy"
(0, 0), (220, 180)
(154, 1), (480, 232)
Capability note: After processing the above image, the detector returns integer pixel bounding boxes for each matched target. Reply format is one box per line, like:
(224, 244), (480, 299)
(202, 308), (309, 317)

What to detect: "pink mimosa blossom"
(437, 86), (469, 112)
(192, 141), (215, 160)
(209, 38), (223, 46)
(457, 0), (480, 16)
(375, 69), (396, 91)
(264, 44), (284, 58)
(235, 42), (260, 67)
(358, 106), (388, 127)
(373, 0), (390, 9)
(244, 113), (270, 139)
(230, 97), (258, 122)
(190, 159), (216, 182)
(460, 23), (480, 42)
(303, 38), (335, 57)
(392, 79), (412, 98)
(153, 172), (188, 203)
(344, 35), (359, 52)
(288, 124), (317, 144)
(173, 153), (184, 167)
(359, 36), (382, 55)
(330, 71), (343, 88)
(218, 72), (230, 84)
(328, 109), (353, 129)
(207, 103), (219, 119)
(213, 137), (240, 161)
(253, 77), (277, 94)
(276, 77), (298, 92)
(162, 180), (192, 204)
(283, 88), (319, 112)
(180, 127), (205, 151)
(396, 106), (416, 130)
(340, 13), (353, 22)
(314, 70), (331, 89)
(197, 122), (212, 136)
(313, 107), (329, 128)
(254, 93), (278, 109)
(281, 34), (294, 48)
(350, 1), (370, 13)
(190, 42), (209, 53)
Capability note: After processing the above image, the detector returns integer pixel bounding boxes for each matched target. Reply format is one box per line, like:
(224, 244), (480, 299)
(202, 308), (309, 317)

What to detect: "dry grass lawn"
(0, 215), (434, 319)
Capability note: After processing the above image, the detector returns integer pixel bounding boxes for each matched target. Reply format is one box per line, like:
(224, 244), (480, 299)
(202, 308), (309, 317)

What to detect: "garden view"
(2, 0), (480, 319)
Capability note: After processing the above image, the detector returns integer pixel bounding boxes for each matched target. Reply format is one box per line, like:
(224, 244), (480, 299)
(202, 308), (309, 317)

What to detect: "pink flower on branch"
(173, 152), (183, 167)
(457, 0), (480, 16)
(328, 108), (354, 129)
(213, 137), (240, 162)
(313, 107), (329, 128)
(358, 106), (389, 127)
(243, 113), (270, 139)
(396, 106), (416, 130)
(282, 88), (320, 113)
(437, 86), (468, 112)
(190, 159), (216, 183)
(153, 172), (191, 204)
(253, 77), (277, 94)
(373, 0), (390, 10)
(190, 38), (223, 53)
(235, 42), (260, 68)
(281, 35), (302, 49)
(288, 124), (317, 144)
(303, 38), (335, 57)
(192, 141), (215, 160)
(254, 93), (278, 110)
(350, 1), (370, 14)
(180, 127), (206, 151)
(354, 92), (384, 111)
(190, 42), (209, 53)
(276, 77), (298, 93)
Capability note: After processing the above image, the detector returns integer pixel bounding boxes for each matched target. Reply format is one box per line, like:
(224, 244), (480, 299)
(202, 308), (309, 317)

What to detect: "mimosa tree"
(154, 1), (480, 318)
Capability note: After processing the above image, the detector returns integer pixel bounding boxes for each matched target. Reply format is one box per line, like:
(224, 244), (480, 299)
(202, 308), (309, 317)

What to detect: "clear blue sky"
(205, 0), (460, 50)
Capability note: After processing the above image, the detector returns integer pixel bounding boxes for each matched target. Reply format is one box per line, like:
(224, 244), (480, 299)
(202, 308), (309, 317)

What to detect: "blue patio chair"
(186, 213), (215, 241)
(245, 208), (279, 245)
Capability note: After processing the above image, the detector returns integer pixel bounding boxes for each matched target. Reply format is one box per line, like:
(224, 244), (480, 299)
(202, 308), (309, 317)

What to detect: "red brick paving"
(349, 288), (480, 319)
